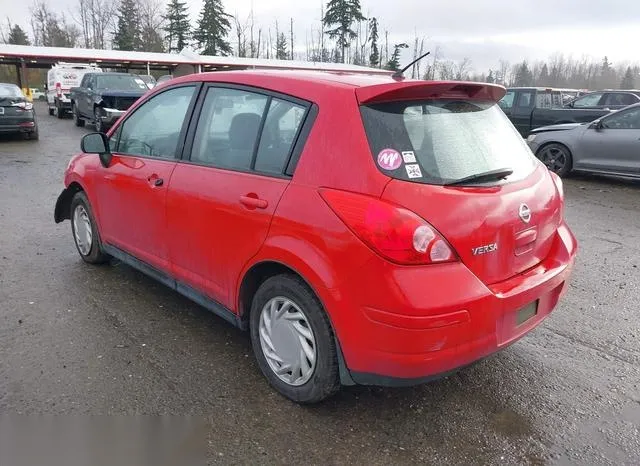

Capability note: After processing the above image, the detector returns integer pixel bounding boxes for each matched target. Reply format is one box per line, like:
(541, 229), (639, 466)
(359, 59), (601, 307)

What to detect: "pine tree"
(514, 61), (533, 86)
(113, 0), (141, 51)
(194, 0), (231, 56)
(275, 32), (288, 60)
(7, 24), (30, 45)
(164, 0), (191, 52)
(385, 43), (408, 71)
(538, 63), (550, 86)
(368, 17), (379, 67)
(620, 66), (635, 89)
(323, 0), (366, 63)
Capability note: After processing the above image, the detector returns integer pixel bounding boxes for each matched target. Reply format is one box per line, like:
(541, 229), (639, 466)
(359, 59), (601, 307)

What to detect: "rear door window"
(573, 93), (603, 107)
(603, 93), (638, 107)
(516, 91), (534, 108)
(190, 88), (269, 171)
(360, 100), (536, 185)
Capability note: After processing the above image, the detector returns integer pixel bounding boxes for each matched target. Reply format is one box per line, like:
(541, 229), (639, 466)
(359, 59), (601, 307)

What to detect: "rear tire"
(56, 101), (65, 119)
(70, 191), (109, 264)
(73, 104), (85, 127)
(249, 274), (340, 404)
(536, 142), (573, 177)
(48, 106), (54, 116)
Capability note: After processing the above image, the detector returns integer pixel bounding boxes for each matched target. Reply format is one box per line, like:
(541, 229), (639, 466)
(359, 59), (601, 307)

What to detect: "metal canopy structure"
(0, 44), (390, 88)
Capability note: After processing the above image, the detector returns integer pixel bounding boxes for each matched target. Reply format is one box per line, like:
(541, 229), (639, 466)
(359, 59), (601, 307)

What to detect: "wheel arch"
(237, 258), (355, 386)
(54, 181), (85, 223)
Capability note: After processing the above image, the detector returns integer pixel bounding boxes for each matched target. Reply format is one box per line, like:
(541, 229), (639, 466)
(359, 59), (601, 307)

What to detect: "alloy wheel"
(538, 145), (567, 173)
(258, 296), (317, 386)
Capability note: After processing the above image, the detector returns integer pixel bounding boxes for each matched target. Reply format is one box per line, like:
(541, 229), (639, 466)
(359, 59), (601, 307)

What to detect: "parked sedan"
(54, 72), (577, 403)
(527, 103), (640, 177)
(0, 83), (39, 140)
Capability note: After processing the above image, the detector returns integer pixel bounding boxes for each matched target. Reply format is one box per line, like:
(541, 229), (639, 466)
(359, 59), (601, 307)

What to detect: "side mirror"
(589, 120), (603, 130)
(81, 132), (112, 168)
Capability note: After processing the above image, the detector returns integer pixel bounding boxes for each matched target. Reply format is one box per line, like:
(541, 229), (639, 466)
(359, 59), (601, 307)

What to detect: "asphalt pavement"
(0, 103), (639, 465)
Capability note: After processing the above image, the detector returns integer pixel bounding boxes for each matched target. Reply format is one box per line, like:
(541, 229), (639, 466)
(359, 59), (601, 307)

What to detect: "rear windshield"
(96, 75), (148, 91)
(360, 100), (536, 185)
(0, 84), (23, 98)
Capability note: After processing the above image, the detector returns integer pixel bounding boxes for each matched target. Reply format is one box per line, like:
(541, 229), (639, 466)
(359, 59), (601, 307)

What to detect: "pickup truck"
(70, 72), (148, 132)
(499, 87), (611, 137)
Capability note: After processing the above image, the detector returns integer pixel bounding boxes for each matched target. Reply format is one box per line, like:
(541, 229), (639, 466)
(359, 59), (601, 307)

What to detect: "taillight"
(550, 171), (563, 200)
(549, 171), (565, 222)
(56, 82), (62, 97)
(12, 101), (33, 111)
(320, 189), (457, 265)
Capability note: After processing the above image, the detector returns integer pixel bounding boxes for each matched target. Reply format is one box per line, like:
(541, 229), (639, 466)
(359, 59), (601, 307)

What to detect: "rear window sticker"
(405, 164), (423, 179)
(402, 151), (416, 163)
(377, 148), (402, 170)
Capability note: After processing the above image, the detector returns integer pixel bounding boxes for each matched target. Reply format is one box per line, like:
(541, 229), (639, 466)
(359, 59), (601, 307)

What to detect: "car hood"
(530, 123), (585, 134)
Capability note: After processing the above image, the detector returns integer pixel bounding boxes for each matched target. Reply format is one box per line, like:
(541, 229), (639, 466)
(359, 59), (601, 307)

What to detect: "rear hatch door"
(358, 83), (562, 285)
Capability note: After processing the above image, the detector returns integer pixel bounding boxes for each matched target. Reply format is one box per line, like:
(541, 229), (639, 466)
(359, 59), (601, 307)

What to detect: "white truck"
(47, 63), (102, 118)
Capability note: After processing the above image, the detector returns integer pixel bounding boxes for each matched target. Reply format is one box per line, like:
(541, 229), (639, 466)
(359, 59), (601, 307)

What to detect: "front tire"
(536, 142), (573, 177)
(94, 107), (103, 133)
(70, 192), (109, 264)
(48, 105), (54, 116)
(250, 274), (340, 404)
(73, 104), (85, 127)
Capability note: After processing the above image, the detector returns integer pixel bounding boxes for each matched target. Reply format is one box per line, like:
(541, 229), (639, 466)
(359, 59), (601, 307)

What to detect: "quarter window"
(117, 86), (195, 159)
(254, 98), (306, 174)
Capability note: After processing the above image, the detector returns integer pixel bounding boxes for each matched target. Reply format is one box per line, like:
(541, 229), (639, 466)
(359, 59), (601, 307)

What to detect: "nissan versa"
(54, 71), (577, 403)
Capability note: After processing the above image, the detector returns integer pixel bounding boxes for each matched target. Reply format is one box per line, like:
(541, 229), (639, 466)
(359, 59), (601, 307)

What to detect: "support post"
(146, 62), (150, 75)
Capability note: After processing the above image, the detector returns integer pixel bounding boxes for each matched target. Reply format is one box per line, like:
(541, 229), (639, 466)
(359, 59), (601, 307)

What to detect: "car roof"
(178, 69), (397, 89)
(167, 70), (506, 104)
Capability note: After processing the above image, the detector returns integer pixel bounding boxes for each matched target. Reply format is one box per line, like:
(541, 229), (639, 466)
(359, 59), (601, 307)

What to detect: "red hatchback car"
(55, 71), (577, 403)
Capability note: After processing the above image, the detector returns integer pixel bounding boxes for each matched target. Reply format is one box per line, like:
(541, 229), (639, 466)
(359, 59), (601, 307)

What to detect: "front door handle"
(147, 175), (163, 187)
(240, 194), (268, 210)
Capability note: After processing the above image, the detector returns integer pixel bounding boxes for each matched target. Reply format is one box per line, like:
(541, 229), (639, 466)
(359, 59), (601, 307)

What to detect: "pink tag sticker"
(377, 148), (402, 170)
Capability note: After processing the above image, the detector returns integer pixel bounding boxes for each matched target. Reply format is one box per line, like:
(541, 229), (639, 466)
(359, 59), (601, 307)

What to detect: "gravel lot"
(1, 103), (639, 465)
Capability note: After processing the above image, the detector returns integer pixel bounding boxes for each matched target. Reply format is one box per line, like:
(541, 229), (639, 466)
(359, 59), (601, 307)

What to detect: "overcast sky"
(1, 0), (639, 71)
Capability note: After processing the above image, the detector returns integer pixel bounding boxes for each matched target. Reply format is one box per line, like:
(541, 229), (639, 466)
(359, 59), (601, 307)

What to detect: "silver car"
(527, 102), (640, 178)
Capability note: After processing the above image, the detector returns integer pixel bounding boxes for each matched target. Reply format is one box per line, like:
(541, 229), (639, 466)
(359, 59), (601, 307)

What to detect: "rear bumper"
(329, 222), (577, 385)
(0, 118), (37, 133)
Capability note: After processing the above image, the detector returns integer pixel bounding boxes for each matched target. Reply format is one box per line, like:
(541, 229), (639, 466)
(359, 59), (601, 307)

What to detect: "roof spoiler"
(356, 81), (506, 105)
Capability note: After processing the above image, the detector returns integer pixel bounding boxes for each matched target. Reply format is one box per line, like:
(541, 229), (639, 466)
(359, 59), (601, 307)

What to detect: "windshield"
(95, 75), (148, 91)
(0, 84), (23, 98)
(360, 99), (536, 185)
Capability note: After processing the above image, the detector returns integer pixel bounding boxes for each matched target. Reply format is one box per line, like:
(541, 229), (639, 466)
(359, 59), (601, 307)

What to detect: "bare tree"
(137, 0), (165, 52)
(498, 59), (510, 86)
(455, 57), (472, 80)
(438, 60), (456, 80)
(73, 0), (117, 49)
(233, 13), (249, 57)
(290, 17), (294, 60)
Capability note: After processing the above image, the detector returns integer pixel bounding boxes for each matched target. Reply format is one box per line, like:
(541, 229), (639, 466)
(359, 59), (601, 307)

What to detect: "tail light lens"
(56, 82), (62, 97)
(549, 171), (564, 221)
(320, 189), (457, 265)
(12, 101), (33, 111)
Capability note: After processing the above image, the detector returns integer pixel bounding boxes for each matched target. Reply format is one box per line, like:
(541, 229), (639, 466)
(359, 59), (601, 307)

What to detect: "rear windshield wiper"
(444, 168), (514, 186)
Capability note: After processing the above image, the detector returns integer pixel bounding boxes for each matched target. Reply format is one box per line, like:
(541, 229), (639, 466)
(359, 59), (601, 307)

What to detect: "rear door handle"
(240, 195), (268, 210)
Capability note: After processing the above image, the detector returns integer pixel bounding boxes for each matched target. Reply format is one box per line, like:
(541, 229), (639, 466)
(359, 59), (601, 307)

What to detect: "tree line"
(1, 0), (638, 89)
(0, 0), (417, 70)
